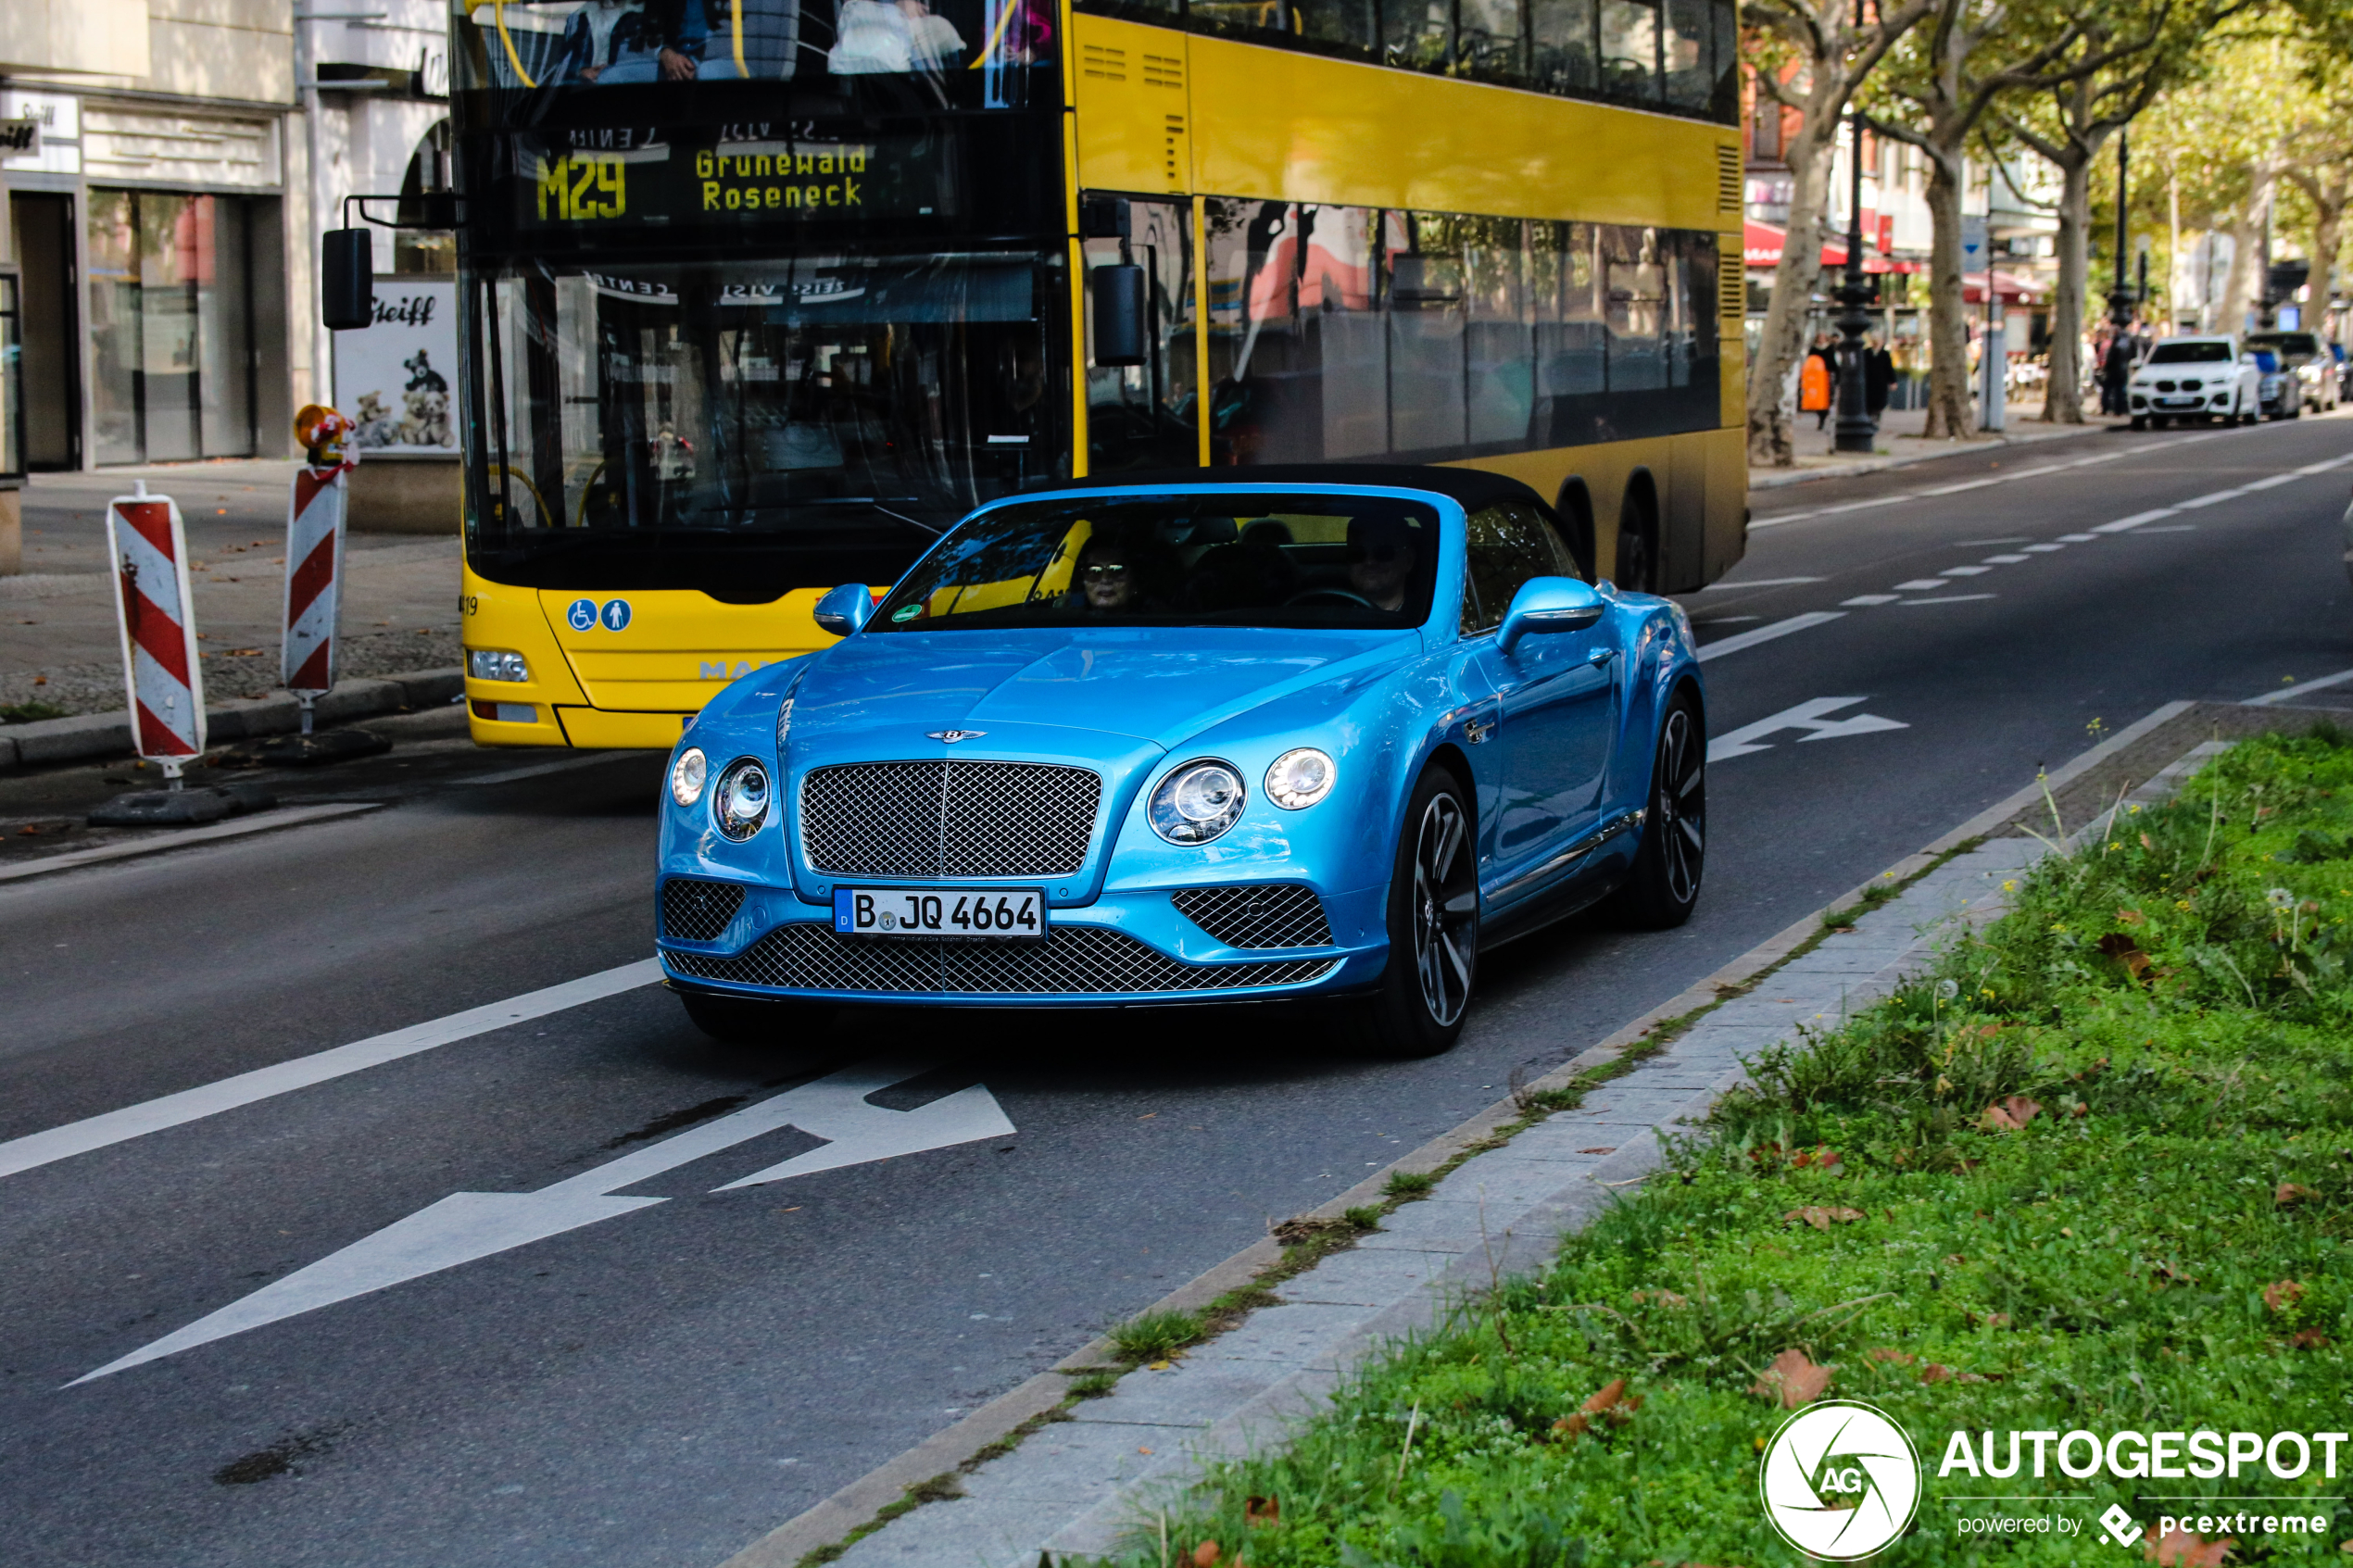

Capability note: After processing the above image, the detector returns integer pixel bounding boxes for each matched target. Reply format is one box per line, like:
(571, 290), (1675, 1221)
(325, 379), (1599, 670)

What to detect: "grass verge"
(1088, 733), (2353, 1567)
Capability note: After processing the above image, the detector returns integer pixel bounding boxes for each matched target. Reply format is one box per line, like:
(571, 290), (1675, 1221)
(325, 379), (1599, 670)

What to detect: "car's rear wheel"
(1602, 689), (1705, 929)
(678, 988), (808, 1044)
(1348, 766), (1478, 1058)
(2131, 415), (2147, 430)
(2151, 414), (2171, 429)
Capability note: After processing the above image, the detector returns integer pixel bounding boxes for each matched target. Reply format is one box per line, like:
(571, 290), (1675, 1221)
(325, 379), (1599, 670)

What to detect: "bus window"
(1085, 197), (1198, 472)
(1458, 0), (1528, 83)
(1382, 0), (1453, 70)
(1388, 213), (1467, 455)
(1604, 225), (1667, 392)
(1529, 0), (1598, 93)
(1660, 0), (1713, 109)
(1466, 219), (1532, 446)
(1304, 206), (1387, 458)
(1291, 0), (1378, 55)
(1533, 220), (1606, 444)
(1598, 0), (1658, 101)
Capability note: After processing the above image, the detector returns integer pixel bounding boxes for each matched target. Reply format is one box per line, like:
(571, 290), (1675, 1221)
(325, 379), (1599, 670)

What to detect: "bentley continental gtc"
(656, 467), (1707, 1057)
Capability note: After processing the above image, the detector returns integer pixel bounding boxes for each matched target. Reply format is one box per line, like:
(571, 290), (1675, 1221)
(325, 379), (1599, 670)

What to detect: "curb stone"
(716, 696), (2233, 1568)
(0, 668), (463, 772)
(1747, 420), (2122, 491)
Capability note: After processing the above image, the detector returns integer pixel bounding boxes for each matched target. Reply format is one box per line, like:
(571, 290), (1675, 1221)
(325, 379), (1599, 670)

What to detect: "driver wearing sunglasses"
(1346, 515), (1419, 612)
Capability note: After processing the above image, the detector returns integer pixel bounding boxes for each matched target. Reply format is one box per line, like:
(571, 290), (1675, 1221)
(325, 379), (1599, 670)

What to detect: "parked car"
(653, 467), (1708, 1058)
(2252, 348), (2305, 420)
(2246, 330), (2343, 413)
(2127, 335), (2263, 429)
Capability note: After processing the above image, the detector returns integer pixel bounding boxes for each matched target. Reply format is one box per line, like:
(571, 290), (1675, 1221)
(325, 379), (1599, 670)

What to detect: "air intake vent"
(662, 878), (746, 943)
(1717, 144), (1742, 214)
(1081, 43), (1126, 81)
(1718, 248), (1744, 320)
(1142, 51), (1183, 88)
(1173, 885), (1332, 949)
(667, 923), (1338, 996)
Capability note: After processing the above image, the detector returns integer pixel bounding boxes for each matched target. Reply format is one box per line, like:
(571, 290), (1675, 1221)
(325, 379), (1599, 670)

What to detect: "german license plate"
(832, 886), (1048, 940)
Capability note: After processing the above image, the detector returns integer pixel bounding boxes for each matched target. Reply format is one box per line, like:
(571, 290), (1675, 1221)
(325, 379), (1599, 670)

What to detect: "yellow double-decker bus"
(444, 0), (1745, 748)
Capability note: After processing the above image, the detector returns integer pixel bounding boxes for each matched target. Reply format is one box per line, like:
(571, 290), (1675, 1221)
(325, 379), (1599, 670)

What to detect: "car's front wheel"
(1602, 689), (1705, 929)
(1348, 766), (1478, 1059)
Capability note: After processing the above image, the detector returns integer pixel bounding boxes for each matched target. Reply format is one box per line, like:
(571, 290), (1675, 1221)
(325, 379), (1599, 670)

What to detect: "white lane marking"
(1695, 615), (1761, 625)
(2058, 533), (2099, 542)
(2244, 472), (2302, 491)
(0, 959), (665, 1182)
(2245, 667), (2353, 707)
(1940, 565), (1993, 577)
(1982, 554), (2032, 564)
(2296, 453), (2353, 474)
(1893, 579), (1949, 591)
(1842, 595), (1900, 606)
(2131, 525), (2198, 533)
(1898, 594), (1997, 605)
(0, 805), (379, 888)
(1693, 611), (1844, 663)
(2023, 544), (2066, 552)
(1708, 697), (1907, 761)
(2094, 508), (2179, 533)
(1701, 576), (1825, 590)
(459, 753), (636, 788)
(70, 1060), (1014, 1383)
(2174, 488), (2249, 509)
(1752, 447), (2130, 528)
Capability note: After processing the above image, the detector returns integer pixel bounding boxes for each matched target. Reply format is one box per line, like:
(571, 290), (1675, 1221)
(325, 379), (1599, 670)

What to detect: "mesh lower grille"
(661, 878), (746, 942)
(1172, 885), (1334, 949)
(665, 923), (1337, 996)
(800, 760), (1102, 879)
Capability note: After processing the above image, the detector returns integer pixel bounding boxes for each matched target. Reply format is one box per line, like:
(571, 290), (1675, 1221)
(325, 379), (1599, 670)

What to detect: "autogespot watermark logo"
(1759, 1400), (1923, 1560)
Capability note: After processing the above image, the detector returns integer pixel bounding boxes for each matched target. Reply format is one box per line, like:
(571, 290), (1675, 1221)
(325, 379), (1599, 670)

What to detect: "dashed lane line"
(0, 959), (665, 1182)
(1692, 611), (1845, 662)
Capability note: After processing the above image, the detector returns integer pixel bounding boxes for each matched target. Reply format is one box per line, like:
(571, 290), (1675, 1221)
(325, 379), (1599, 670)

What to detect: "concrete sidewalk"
(1750, 402), (2132, 490)
(2, 460), (462, 721)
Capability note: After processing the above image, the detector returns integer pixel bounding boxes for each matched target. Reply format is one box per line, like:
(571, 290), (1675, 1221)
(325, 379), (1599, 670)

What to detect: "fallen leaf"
(2263, 1280), (2305, 1313)
(2289, 1328), (2331, 1349)
(1630, 1289), (1689, 1308)
(1868, 1348), (1915, 1365)
(1244, 1495), (1279, 1525)
(2143, 1523), (2233, 1566)
(1784, 1206), (1865, 1230)
(1147, 1360), (1172, 1372)
(1752, 1348), (1833, 1408)
(2116, 908), (2145, 925)
(1981, 1312), (2012, 1329)
(1920, 1363), (1953, 1384)
(2071, 1102), (2090, 1119)
(1551, 1412), (1590, 1439)
(2276, 1183), (2318, 1208)
(1191, 1540), (1217, 1567)
(1981, 1096), (2043, 1132)
(1579, 1147), (1617, 1154)
(1582, 1378), (1628, 1415)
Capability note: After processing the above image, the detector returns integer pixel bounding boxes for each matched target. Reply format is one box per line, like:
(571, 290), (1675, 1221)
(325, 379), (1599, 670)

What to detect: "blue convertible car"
(656, 467), (1706, 1056)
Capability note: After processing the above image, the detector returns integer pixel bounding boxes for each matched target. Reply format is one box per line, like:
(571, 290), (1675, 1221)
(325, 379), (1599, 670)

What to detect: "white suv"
(2128, 335), (2263, 429)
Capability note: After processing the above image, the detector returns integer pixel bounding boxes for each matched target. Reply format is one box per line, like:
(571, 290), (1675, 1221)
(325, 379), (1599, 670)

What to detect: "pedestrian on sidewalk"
(2099, 328), (2136, 416)
(1801, 333), (1835, 430)
(1865, 334), (1895, 420)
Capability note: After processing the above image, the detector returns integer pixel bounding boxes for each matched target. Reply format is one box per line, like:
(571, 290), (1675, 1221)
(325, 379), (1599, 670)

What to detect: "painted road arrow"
(73, 1060), (1013, 1384)
(1707, 696), (1908, 762)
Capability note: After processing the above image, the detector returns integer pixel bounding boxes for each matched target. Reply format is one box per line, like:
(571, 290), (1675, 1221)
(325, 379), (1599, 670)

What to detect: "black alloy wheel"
(1350, 767), (1478, 1058)
(1603, 691), (1705, 929)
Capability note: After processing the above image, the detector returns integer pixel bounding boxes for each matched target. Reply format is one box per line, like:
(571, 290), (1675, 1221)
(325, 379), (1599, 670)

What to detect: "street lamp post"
(1832, 58), (1876, 453)
(2105, 131), (2134, 333)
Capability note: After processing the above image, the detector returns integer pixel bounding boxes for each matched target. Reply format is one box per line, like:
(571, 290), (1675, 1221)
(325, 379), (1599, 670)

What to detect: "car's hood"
(788, 626), (1420, 756)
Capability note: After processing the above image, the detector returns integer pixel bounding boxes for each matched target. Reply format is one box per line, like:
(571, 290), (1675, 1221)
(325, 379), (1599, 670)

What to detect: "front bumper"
(656, 876), (1387, 1005)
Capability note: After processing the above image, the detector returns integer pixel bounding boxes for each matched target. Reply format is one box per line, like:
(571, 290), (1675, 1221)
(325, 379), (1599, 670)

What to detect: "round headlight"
(670, 746), (708, 807)
(711, 757), (772, 840)
(1264, 747), (1337, 810)
(1151, 759), (1246, 844)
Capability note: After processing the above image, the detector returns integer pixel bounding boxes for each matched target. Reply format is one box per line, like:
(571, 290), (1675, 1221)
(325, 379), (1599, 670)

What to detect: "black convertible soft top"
(1028, 464), (1552, 516)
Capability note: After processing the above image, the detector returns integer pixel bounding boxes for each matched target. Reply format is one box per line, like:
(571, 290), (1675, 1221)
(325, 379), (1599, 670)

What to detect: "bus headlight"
(468, 648), (529, 684)
(1150, 759), (1246, 844)
(712, 758), (772, 840)
(670, 747), (708, 807)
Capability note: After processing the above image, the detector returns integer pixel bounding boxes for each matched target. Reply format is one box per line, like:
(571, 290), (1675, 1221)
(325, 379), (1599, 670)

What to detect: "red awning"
(1743, 220), (1922, 273)
(1963, 270), (2042, 306)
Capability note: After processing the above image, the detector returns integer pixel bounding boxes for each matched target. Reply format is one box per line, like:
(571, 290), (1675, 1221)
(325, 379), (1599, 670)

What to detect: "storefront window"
(86, 189), (257, 465)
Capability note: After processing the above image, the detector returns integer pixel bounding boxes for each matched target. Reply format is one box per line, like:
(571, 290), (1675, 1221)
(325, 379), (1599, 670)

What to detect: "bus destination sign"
(512, 124), (950, 229)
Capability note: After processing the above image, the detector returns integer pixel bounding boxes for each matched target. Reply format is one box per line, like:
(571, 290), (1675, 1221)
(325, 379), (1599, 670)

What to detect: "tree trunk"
(1920, 147), (1975, 438)
(1746, 107), (1842, 466)
(2218, 172), (2274, 335)
(2043, 154), (2093, 423)
(2309, 177), (2346, 309)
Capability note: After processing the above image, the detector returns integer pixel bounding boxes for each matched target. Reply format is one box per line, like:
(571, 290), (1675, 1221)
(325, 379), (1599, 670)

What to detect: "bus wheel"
(1614, 487), (1657, 594)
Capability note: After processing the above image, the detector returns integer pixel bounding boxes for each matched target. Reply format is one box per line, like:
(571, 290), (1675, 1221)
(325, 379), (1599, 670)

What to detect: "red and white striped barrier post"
(106, 482), (206, 789)
(283, 404), (357, 737)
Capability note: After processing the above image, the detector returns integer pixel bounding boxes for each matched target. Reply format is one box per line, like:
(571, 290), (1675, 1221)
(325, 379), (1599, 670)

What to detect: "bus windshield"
(466, 251), (1053, 594)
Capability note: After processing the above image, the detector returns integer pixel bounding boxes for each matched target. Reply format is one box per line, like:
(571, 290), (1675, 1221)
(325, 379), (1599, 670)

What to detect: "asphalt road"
(5, 411), (2350, 1568)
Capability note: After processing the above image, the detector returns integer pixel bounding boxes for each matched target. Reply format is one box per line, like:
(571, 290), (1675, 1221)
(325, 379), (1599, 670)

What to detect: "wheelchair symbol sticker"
(567, 598), (598, 632)
(600, 599), (632, 632)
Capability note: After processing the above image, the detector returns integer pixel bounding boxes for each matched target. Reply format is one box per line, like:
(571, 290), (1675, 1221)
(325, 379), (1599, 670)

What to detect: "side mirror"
(1497, 576), (1605, 656)
(813, 583), (874, 637)
(321, 228), (374, 331)
(1090, 264), (1148, 368)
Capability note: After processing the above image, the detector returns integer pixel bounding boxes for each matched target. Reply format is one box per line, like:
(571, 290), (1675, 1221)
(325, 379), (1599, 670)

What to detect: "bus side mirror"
(1091, 264), (1148, 368)
(322, 229), (374, 331)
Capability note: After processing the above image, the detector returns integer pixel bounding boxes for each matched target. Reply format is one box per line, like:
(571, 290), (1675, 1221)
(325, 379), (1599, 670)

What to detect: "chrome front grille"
(1172, 885), (1333, 949)
(661, 878), (745, 942)
(665, 923), (1337, 996)
(799, 761), (1102, 879)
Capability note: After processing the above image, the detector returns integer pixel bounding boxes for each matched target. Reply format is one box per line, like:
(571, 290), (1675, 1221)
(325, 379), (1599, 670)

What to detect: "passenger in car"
(1346, 515), (1420, 612)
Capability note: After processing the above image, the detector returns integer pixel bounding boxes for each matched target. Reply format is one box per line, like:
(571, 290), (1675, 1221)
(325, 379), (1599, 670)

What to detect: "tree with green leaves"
(1743, 0), (1934, 467)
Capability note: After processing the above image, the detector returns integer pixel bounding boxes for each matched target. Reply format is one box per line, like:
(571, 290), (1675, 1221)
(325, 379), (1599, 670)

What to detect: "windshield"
(2147, 341), (2231, 364)
(867, 495), (1443, 631)
(464, 252), (1056, 594)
